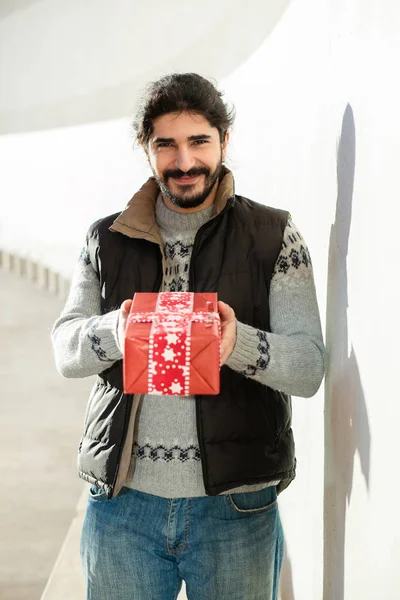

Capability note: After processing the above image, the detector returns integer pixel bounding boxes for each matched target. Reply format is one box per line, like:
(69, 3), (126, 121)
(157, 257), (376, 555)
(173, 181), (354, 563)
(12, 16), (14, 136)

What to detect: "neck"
(162, 180), (219, 214)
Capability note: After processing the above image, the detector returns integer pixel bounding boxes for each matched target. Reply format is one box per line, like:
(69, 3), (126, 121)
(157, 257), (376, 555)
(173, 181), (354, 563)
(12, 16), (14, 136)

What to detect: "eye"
(192, 139), (208, 145)
(157, 142), (172, 148)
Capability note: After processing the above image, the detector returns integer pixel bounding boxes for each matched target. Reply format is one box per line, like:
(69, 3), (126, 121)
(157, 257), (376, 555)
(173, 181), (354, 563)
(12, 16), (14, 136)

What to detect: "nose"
(175, 146), (196, 173)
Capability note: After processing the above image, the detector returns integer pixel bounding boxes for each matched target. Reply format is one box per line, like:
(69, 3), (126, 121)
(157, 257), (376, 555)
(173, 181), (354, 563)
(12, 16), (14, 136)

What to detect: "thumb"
(121, 299), (133, 314)
(218, 300), (228, 313)
(218, 300), (233, 318)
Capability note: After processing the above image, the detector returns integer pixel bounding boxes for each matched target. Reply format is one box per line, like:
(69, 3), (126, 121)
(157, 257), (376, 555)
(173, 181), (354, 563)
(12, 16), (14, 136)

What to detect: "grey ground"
(0, 269), (93, 600)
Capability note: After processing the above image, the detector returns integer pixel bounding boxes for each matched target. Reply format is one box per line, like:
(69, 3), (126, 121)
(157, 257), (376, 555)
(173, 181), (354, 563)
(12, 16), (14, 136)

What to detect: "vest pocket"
(273, 391), (291, 445)
(83, 380), (101, 435)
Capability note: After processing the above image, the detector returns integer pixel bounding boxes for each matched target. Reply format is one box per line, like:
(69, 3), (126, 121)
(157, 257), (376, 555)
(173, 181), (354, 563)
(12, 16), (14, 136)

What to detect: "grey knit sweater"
(51, 196), (326, 498)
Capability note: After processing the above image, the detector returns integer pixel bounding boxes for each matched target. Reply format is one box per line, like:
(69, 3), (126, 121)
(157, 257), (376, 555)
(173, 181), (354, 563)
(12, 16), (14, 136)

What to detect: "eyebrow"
(152, 134), (212, 144)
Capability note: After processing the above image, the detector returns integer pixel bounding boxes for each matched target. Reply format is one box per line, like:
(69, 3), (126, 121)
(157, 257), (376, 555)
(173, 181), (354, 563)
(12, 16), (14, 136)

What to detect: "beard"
(153, 159), (223, 210)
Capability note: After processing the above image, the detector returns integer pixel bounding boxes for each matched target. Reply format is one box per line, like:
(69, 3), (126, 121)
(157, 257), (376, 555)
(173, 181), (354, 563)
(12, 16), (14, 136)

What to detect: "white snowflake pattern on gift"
(171, 302), (190, 311)
(147, 292), (195, 396)
(178, 365), (190, 377)
(158, 293), (193, 314)
(170, 382), (183, 394)
(162, 348), (176, 361)
(149, 360), (158, 375)
(166, 333), (179, 345)
(161, 322), (181, 333)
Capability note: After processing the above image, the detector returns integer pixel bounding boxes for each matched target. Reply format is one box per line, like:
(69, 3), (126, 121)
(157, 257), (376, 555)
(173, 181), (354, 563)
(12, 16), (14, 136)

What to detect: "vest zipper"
(189, 196), (234, 495)
(154, 247), (164, 292)
(188, 197), (234, 292)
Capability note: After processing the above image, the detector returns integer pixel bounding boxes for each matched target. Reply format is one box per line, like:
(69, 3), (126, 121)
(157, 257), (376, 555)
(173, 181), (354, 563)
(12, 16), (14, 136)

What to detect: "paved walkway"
(0, 269), (93, 600)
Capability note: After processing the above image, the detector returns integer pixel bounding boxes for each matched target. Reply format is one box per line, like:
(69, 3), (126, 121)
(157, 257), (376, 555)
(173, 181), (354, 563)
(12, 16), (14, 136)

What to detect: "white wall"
(1, 1), (400, 598)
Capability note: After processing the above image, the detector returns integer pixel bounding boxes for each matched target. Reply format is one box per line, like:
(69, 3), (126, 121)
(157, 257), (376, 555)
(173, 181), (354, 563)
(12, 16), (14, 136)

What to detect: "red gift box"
(123, 292), (221, 395)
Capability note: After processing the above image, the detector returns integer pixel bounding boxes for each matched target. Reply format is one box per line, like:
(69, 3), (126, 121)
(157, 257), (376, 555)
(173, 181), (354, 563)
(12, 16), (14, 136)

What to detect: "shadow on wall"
(0, 0), (291, 134)
(0, 0), (39, 19)
(323, 104), (371, 600)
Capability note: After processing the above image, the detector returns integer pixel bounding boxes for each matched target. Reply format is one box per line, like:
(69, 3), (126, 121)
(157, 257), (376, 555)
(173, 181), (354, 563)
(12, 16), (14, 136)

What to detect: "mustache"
(164, 167), (209, 180)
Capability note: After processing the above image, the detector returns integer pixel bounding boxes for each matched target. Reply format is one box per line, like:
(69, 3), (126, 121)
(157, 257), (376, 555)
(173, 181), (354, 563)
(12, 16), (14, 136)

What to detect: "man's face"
(146, 112), (228, 210)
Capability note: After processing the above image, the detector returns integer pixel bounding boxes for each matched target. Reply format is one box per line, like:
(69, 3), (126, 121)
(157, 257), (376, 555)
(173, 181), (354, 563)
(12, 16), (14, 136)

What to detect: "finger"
(218, 300), (234, 321)
(121, 299), (133, 314)
(218, 300), (230, 315)
(220, 346), (228, 366)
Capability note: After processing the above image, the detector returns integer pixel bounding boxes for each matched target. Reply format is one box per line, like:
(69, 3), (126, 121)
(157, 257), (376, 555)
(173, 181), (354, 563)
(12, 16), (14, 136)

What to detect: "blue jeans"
(80, 485), (284, 600)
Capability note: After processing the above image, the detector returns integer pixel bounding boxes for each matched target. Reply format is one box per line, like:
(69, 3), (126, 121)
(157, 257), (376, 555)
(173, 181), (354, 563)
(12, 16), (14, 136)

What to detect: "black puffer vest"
(77, 181), (296, 498)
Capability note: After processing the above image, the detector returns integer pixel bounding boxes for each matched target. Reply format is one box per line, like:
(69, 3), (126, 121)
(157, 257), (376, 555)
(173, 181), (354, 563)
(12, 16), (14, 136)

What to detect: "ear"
(221, 130), (230, 161)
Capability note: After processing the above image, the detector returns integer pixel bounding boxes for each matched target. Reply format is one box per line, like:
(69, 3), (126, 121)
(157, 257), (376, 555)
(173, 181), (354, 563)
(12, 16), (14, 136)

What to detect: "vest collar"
(109, 166), (235, 245)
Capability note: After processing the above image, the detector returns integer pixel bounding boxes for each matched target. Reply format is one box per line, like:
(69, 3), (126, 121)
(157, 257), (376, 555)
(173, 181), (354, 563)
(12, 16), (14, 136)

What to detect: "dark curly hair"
(133, 73), (235, 146)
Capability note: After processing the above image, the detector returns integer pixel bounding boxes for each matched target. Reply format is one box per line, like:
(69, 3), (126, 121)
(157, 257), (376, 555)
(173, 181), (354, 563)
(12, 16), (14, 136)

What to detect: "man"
(52, 72), (326, 600)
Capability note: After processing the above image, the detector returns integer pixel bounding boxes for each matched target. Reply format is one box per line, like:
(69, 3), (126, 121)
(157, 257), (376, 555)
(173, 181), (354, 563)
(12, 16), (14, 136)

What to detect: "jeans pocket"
(225, 485), (277, 515)
(88, 485), (109, 501)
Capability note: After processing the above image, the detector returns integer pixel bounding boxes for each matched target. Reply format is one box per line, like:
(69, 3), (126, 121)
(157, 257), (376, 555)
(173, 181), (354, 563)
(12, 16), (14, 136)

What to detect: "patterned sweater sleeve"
(225, 220), (327, 398)
(51, 245), (123, 378)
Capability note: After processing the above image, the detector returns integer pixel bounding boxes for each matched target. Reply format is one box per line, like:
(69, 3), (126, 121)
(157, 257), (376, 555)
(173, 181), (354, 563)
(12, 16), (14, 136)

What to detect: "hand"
(117, 299), (133, 353)
(218, 300), (237, 366)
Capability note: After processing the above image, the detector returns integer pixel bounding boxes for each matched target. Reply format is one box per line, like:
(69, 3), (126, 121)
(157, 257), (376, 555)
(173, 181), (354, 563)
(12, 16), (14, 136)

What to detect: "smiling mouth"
(173, 174), (201, 185)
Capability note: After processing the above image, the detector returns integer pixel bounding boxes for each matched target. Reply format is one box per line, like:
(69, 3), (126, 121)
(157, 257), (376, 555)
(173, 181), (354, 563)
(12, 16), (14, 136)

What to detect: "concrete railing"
(0, 249), (71, 300)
